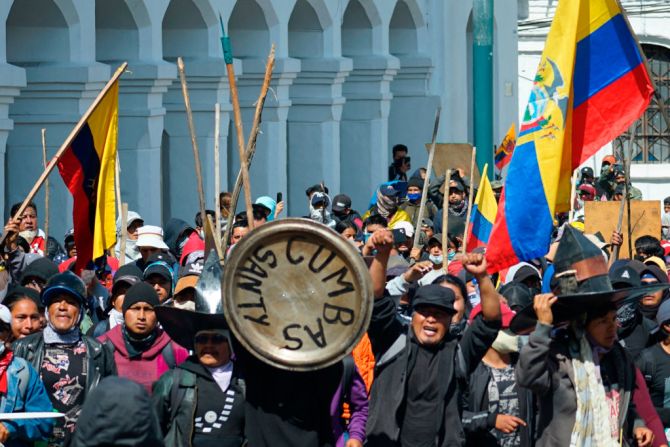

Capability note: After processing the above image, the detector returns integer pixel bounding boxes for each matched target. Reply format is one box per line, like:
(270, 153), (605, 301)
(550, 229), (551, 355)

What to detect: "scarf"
(108, 308), (124, 329)
(43, 308), (82, 345)
(376, 190), (398, 218)
(0, 350), (13, 394)
(569, 333), (618, 446)
(122, 325), (158, 359)
(448, 200), (467, 217)
(208, 362), (233, 393)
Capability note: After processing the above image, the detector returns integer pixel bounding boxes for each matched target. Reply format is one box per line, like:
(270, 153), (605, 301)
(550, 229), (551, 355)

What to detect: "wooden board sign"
(425, 143), (480, 185)
(583, 200), (661, 258)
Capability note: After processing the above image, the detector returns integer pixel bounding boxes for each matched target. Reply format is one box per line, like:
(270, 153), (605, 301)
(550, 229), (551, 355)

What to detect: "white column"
(287, 57), (351, 216)
(340, 55), (399, 212)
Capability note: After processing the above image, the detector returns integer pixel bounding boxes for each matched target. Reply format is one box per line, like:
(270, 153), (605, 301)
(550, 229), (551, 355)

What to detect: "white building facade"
(1, 0), (519, 240)
(518, 0), (670, 202)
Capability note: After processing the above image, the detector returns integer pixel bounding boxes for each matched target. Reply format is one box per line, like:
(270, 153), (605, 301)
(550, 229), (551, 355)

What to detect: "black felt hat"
(510, 225), (669, 334)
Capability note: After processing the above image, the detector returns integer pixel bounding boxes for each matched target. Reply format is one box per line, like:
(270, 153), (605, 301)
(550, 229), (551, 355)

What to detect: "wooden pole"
(611, 124), (637, 263)
(412, 107), (441, 248)
(119, 203), (128, 265)
(176, 57), (207, 229)
(220, 29), (254, 230)
(0, 62), (128, 248)
(41, 129), (49, 246)
(214, 103), (222, 241)
(461, 146), (477, 253)
(221, 45), (276, 256)
(442, 169), (451, 272)
(625, 127), (635, 257)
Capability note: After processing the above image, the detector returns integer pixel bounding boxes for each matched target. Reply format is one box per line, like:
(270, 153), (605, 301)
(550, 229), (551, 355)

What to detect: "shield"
(223, 218), (373, 371)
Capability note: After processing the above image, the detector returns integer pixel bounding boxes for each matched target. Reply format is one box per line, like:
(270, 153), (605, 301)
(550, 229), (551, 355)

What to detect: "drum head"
(223, 218), (373, 371)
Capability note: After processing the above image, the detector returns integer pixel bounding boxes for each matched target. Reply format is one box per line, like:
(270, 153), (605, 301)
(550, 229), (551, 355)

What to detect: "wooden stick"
(214, 103), (222, 242)
(0, 62), (128, 249)
(611, 124), (637, 263)
(41, 129), (49, 245)
(442, 169), (451, 272)
(119, 203), (128, 265)
(461, 146), (477, 253)
(625, 128), (634, 257)
(177, 57), (207, 229)
(412, 107), (441, 248)
(222, 47), (254, 230)
(221, 45), (276, 256)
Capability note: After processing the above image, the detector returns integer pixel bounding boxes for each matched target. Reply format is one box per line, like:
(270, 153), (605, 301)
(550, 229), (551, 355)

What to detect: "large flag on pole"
(486, 0), (653, 273)
(58, 81), (119, 272)
(494, 124), (516, 174)
(466, 164), (498, 252)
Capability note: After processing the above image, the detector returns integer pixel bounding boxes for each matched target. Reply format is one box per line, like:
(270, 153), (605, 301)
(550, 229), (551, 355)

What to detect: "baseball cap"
(448, 179), (465, 192)
(421, 218), (434, 228)
(143, 253), (174, 283)
(112, 264), (143, 295)
(609, 265), (641, 289)
(136, 225), (169, 250)
(392, 221), (415, 238)
(174, 260), (203, 296)
(380, 184), (402, 197)
(411, 284), (456, 314)
(657, 299), (670, 326)
(332, 194), (352, 213)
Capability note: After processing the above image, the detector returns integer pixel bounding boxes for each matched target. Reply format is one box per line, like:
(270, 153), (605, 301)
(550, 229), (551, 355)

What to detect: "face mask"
(491, 329), (520, 354)
(429, 254), (443, 265)
(407, 193), (421, 202)
(174, 300), (196, 311)
(447, 250), (456, 261)
(19, 230), (36, 244)
(616, 302), (637, 328)
(310, 208), (326, 222)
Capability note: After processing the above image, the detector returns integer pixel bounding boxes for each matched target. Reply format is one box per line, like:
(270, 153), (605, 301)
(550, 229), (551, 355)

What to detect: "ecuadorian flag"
(466, 164), (497, 252)
(58, 80), (119, 272)
(486, 0), (652, 273)
(494, 124), (516, 173)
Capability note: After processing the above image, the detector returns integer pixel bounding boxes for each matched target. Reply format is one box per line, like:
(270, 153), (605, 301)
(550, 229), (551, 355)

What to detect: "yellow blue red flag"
(58, 81), (119, 272)
(494, 124), (516, 173)
(466, 164), (498, 252)
(486, 0), (653, 273)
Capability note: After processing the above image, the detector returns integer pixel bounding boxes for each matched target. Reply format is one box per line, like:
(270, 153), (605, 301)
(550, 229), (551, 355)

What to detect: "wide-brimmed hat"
(136, 225), (169, 250)
(510, 225), (669, 334)
(155, 250), (227, 350)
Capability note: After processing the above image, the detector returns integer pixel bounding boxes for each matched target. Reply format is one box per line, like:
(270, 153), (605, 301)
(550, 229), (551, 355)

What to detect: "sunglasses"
(194, 333), (228, 344)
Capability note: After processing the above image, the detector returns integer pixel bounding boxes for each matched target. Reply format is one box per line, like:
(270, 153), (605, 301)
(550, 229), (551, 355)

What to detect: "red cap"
(469, 301), (516, 328)
(661, 240), (670, 257)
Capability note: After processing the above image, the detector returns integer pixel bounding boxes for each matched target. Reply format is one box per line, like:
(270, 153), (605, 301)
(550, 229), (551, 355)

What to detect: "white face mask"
(491, 329), (520, 354)
(19, 230), (36, 244)
(429, 254), (443, 265)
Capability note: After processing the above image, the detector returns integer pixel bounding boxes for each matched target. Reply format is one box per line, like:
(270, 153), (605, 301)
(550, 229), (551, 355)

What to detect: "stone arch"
(341, 0), (376, 56)
(288, 0), (324, 58)
(162, 0), (211, 60)
(6, 0), (74, 64)
(389, 0), (419, 56)
(95, 0), (139, 63)
(228, 0), (271, 59)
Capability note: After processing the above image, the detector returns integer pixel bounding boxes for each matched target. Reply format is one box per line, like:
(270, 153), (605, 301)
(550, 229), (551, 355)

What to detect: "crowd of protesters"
(0, 142), (669, 447)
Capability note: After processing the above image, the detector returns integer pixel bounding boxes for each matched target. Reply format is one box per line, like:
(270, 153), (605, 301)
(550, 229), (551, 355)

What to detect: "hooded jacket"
(98, 325), (188, 394)
(164, 219), (194, 260)
(115, 211), (143, 264)
(71, 376), (164, 447)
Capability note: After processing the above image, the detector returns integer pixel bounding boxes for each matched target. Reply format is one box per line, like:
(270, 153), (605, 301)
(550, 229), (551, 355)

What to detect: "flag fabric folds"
(58, 81), (119, 272)
(494, 124), (516, 173)
(466, 164), (498, 252)
(486, 0), (653, 273)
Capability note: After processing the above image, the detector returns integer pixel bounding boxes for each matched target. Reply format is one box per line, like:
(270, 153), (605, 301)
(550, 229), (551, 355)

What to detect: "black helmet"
(580, 167), (594, 179)
(41, 271), (86, 307)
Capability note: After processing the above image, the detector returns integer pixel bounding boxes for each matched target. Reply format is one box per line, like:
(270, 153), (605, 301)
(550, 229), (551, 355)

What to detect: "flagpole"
(568, 168), (578, 222)
(412, 107), (441, 249)
(612, 124), (637, 263)
(0, 62), (128, 248)
(462, 147), (477, 253)
(442, 169), (451, 272)
(41, 129), (49, 246)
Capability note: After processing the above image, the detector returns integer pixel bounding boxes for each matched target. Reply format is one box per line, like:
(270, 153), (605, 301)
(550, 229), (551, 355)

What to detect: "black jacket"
(12, 332), (116, 396)
(461, 354), (534, 447)
(152, 358), (245, 447)
(366, 295), (501, 447)
(72, 376), (164, 446)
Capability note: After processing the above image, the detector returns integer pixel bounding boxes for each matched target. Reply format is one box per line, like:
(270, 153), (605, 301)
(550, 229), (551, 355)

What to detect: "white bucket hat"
(136, 225), (169, 250)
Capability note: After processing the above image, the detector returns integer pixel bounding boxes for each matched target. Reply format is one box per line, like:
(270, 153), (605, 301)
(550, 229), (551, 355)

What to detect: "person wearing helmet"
(579, 166), (595, 186)
(12, 271), (115, 447)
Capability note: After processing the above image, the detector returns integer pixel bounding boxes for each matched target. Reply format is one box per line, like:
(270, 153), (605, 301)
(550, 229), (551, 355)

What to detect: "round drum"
(223, 218), (373, 371)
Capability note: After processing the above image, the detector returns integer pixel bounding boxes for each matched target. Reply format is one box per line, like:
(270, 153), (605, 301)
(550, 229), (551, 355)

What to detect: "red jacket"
(98, 325), (189, 394)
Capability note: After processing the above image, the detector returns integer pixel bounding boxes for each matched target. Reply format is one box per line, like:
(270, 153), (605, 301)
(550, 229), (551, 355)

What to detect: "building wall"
(1, 0), (517, 242)
(518, 0), (670, 204)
